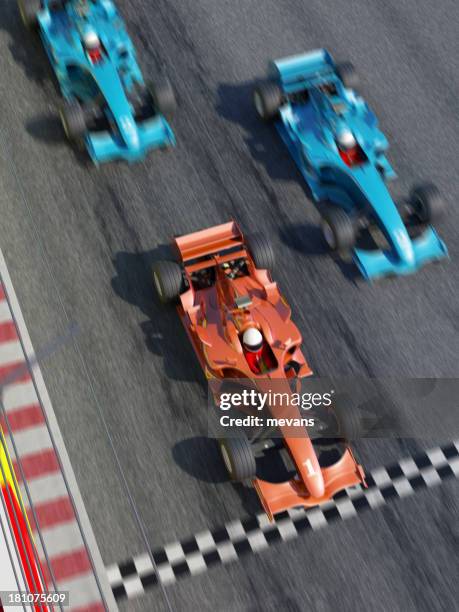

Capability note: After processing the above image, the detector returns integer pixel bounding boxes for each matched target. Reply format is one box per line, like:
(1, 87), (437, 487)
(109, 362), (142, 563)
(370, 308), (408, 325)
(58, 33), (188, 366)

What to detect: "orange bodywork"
(172, 221), (365, 517)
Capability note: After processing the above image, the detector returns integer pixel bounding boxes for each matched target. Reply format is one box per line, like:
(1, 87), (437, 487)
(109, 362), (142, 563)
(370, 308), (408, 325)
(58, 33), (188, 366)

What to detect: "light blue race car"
(253, 49), (448, 280)
(18, 0), (176, 163)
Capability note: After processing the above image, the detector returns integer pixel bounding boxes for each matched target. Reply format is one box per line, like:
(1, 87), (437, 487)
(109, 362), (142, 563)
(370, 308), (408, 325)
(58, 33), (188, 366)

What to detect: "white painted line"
(426, 447), (447, 467)
(156, 564), (176, 585)
(247, 530), (269, 552)
(335, 497), (358, 520)
(392, 477), (413, 498)
(0, 299), (12, 324)
(2, 380), (38, 412)
(0, 339), (23, 367)
(164, 541), (186, 564)
(106, 564), (123, 585)
(420, 466), (442, 487)
(306, 507), (327, 530)
(58, 573), (105, 609)
(256, 513), (272, 530)
(7, 424), (51, 456)
(364, 488), (385, 509)
(276, 517), (298, 541)
(22, 472), (68, 506)
(370, 467), (392, 487)
(134, 553), (154, 577)
(195, 530), (217, 554)
(40, 521), (83, 558)
(186, 551), (207, 575)
(450, 456), (459, 476)
(226, 520), (247, 541)
(399, 457), (419, 478)
(122, 575), (144, 598)
(216, 541), (238, 563)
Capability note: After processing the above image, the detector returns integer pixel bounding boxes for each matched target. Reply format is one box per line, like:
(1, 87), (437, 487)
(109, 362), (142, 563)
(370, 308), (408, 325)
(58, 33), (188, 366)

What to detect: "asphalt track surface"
(0, 1), (458, 610)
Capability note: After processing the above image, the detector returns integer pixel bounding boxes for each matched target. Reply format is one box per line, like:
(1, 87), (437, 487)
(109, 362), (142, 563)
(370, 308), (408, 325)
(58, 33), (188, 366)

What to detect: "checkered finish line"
(107, 440), (459, 601)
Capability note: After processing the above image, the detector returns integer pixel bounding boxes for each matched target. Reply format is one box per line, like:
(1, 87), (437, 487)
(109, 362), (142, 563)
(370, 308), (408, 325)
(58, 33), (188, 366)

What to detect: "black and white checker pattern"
(107, 440), (459, 601)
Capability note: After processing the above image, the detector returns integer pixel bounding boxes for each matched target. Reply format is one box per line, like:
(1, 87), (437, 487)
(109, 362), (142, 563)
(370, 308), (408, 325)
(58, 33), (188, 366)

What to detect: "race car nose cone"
(119, 115), (140, 150)
(394, 228), (415, 264)
(305, 471), (325, 498)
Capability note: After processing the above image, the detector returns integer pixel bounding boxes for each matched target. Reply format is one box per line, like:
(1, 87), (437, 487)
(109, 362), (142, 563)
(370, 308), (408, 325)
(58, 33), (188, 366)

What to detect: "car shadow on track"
(216, 82), (360, 283)
(174, 436), (267, 516)
(216, 81), (307, 186)
(0, 7), (49, 87)
(279, 222), (359, 282)
(112, 248), (203, 384)
(0, 8), (91, 167)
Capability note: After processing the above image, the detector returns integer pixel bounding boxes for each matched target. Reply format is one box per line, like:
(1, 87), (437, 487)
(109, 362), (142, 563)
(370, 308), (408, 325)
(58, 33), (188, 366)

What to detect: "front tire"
(152, 261), (183, 304)
(253, 82), (283, 121)
(59, 101), (87, 141)
(17, 0), (41, 30)
(336, 62), (359, 90)
(219, 435), (256, 481)
(410, 183), (445, 223)
(321, 206), (356, 251)
(148, 77), (177, 117)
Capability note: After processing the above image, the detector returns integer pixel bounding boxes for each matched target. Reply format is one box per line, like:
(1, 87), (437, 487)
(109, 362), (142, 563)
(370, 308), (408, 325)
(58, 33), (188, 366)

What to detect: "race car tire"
(336, 62), (359, 90)
(410, 183), (446, 223)
(246, 233), (275, 271)
(253, 82), (283, 121)
(152, 261), (183, 304)
(148, 77), (177, 117)
(59, 102), (87, 141)
(17, 0), (41, 29)
(219, 436), (256, 481)
(321, 206), (356, 251)
(331, 403), (363, 441)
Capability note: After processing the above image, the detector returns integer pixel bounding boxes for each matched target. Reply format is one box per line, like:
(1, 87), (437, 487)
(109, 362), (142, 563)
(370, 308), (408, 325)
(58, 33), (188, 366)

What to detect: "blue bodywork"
(267, 49), (447, 279)
(35, 0), (175, 163)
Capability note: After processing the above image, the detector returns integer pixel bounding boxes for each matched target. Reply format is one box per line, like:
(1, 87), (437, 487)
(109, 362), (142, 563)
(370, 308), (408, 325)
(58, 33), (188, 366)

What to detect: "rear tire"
(59, 101), (87, 141)
(253, 81), (283, 121)
(148, 77), (177, 117)
(219, 435), (256, 481)
(410, 183), (445, 223)
(17, 0), (41, 29)
(337, 62), (359, 90)
(321, 206), (356, 251)
(152, 261), (183, 304)
(246, 233), (275, 271)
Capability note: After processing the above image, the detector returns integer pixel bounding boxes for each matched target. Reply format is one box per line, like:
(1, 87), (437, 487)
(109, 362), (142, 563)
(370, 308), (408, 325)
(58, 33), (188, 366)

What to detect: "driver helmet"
(83, 30), (100, 51)
(242, 327), (263, 353)
(337, 129), (356, 150)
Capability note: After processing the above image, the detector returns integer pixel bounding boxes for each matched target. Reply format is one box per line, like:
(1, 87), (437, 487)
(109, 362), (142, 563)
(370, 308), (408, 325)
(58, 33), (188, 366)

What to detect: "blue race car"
(18, 0), (176, 163)
(253, 49), (448, 280)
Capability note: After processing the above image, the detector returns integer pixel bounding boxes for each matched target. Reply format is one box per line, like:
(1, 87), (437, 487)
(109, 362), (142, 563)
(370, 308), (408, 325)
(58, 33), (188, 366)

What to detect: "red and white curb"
(107, 440), (459, 601)
(0, 250), (117, 612)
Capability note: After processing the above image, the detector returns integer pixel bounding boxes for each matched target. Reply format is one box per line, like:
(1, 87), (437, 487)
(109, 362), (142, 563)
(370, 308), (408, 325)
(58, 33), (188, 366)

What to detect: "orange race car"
(153, 221), (365, 519)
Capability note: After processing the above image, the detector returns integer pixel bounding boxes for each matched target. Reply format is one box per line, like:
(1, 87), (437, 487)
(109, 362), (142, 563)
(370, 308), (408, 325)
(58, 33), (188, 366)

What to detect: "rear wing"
(174, 221), (246, 265)
(270, 48), (337, 94)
